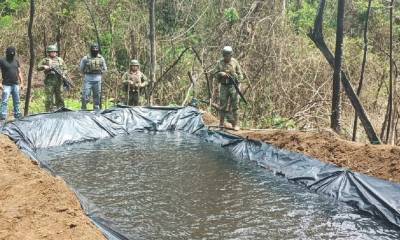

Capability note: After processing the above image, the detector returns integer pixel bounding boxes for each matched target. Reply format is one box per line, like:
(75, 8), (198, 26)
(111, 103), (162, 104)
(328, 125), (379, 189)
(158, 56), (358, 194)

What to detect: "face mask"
(91, 50), (99, 57)
(6, 47), (16, 61)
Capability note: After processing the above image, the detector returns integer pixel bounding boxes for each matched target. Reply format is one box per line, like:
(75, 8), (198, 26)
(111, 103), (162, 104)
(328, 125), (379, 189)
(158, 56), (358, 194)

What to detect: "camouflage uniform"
(121, 70), (148, 106)
(213, 54), (243, 129)
(37, 52), (66, 112)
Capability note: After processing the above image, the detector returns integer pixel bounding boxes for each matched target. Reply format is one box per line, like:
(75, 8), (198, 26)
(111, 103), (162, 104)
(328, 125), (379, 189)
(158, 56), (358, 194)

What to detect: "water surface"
(37, 132), (400, 239)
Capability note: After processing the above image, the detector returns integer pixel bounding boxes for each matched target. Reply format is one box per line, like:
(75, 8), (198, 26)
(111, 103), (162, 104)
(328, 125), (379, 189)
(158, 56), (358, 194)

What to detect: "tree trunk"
(386, 0), (395, 144)
(83, 0), (102, 108)
(352, 0), (372, 141)
(130, 30), (138, 59)
(281, 0), (286, 16)
(308, 0), (381, 144)
(42, 30), (47, 57)
(83, 0), (101, 50)
(24, 0), (35, 116)
(296, 0), (302, 9)
(148, 0), (156, 105)
(331, 0), (345, 133)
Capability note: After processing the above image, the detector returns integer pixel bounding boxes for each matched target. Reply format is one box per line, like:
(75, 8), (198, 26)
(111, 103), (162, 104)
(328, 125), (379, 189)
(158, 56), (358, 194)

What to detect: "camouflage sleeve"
(37, 58), (47, 71)
(235, 61), (244, 82)
(59, 58), (68, 73)
(122, 72), (128, 83)
(141, 73), (149, 87)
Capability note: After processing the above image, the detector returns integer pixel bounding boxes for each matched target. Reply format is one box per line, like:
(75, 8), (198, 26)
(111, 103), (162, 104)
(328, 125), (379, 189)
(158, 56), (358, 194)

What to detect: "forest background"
(0, 0), (399, 144)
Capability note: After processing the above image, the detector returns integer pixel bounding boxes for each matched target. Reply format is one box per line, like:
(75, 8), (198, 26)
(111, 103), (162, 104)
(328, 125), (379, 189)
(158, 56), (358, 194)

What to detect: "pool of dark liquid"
(37, 132), (400, 239)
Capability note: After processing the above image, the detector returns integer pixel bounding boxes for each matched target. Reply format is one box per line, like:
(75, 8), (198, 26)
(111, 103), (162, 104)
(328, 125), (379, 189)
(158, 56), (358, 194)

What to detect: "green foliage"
(1, 0), (27, 12)
(224, 7), (239, 24)
(0, 0), (27, 28)
(0, 15), (12, 27)
(288, 1), (318, 32)
(2, 90), (115, 116)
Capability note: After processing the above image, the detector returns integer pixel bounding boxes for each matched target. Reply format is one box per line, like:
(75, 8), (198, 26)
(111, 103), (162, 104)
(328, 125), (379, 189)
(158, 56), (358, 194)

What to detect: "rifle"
(126, 83), (130, 105)
(50, 66), (74, 91)
(226, 74), (248, 105)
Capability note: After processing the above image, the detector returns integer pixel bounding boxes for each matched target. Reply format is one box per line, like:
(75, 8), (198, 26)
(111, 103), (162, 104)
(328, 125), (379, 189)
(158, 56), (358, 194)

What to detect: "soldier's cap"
(47, 45), (58, 52)
(222, 46), (233, 55)
(130, 59), (140, 66)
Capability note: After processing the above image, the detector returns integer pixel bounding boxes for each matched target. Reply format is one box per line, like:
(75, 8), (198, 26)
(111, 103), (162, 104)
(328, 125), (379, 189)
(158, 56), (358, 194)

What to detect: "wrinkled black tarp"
(2, 106), (400, 239)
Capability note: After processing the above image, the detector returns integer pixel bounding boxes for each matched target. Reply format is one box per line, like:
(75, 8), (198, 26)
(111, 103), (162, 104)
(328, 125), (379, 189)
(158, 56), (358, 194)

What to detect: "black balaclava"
(90, 44), (99, 57)
(6, 47), (16, 62)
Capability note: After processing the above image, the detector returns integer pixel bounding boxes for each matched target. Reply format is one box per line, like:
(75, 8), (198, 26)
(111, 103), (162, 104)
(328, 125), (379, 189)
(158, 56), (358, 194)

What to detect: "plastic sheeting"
(2, 106), (400, 239)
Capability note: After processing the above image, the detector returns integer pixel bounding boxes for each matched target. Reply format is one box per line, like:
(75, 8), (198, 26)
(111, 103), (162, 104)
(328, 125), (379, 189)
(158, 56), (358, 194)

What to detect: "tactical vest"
(44, 57), (63, 77)
(217, 58), (238, 76)
(125, 71), (142, 85)
(84, 55), (103, 74)
(44, 57), (63, 68)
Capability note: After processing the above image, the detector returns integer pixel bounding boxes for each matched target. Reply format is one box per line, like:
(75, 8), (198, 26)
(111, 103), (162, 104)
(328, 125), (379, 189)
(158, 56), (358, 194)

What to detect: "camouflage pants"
(219, 84), (239, 125)
(123, 83), (140, 106)
(44, 76), (64, 112)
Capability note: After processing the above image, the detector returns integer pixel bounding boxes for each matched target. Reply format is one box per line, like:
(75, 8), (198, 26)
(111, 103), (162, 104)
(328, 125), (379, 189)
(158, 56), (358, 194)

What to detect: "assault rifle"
(50, 66), (74, 91)
(226, 74), (248, 105)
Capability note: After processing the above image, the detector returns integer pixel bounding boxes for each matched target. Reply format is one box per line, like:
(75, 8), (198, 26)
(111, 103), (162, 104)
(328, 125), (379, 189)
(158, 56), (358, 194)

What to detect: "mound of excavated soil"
(0, 135), (106, 240)
(202, 112), (400, 183)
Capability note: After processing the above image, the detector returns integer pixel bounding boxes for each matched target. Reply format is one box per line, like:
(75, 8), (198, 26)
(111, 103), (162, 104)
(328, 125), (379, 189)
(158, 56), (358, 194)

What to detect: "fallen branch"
(150, 47), (190, 96)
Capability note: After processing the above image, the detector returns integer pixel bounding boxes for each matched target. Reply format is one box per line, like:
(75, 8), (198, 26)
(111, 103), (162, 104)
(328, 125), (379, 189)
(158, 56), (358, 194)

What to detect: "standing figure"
(121, 59), (148, 106)
(37, 45), (66, 112)
(0, 47), (24, 123)
(212, 46), (243, 131)
(79, 43), (107, 111)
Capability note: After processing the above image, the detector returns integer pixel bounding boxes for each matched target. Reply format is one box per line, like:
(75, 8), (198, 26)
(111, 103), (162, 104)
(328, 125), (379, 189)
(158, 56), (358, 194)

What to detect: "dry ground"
(0, 135), (106, 240)
(203, 112), (400, 183)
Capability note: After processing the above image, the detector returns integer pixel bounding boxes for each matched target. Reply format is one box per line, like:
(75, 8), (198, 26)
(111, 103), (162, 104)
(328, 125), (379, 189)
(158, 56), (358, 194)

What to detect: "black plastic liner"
(2, 106), (400, 239)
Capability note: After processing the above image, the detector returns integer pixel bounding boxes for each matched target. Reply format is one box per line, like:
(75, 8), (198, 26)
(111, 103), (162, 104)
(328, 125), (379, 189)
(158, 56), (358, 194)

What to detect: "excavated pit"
(36, 131), (400, 239)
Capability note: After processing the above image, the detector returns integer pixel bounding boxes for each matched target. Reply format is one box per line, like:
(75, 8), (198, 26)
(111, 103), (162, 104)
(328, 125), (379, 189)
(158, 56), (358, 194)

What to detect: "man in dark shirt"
(0, 47), (24, 122)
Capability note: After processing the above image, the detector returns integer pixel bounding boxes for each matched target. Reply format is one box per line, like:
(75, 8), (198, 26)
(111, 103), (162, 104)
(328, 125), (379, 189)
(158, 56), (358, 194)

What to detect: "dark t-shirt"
(0, 58), (20, 85)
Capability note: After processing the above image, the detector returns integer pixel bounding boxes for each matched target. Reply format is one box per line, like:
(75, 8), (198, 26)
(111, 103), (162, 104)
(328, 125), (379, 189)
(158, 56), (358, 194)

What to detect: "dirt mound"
(202, 111), (219, 125)
(239, 129), (400, 183)
(0, 135), (106, 240)
(202, 112), (400, 183)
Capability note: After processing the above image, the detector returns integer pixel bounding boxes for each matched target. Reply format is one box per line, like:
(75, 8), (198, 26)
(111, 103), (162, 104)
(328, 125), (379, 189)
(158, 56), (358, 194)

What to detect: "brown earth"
(0, 135), (106, 240)
(202, 112), (400, 183)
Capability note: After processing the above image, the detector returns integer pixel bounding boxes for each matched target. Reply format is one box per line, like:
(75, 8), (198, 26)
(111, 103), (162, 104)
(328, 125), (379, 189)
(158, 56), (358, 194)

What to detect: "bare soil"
(0, 135), (106, 240)
(202, 112), (400, 183)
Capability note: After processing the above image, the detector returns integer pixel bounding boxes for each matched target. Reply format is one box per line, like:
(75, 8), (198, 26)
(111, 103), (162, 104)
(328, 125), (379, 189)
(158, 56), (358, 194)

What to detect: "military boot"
(219, 112), (225, 131)
(232, 111), (240, 131)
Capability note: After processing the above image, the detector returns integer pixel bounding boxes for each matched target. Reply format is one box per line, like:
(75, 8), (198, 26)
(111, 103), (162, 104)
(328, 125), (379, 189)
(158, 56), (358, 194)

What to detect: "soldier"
(212, 46), (243, 131)
(37, 45), (66, 112)
(121, 59), (148, 106)
(79, 43), (107, 111)
(0, 47), (24, 123)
